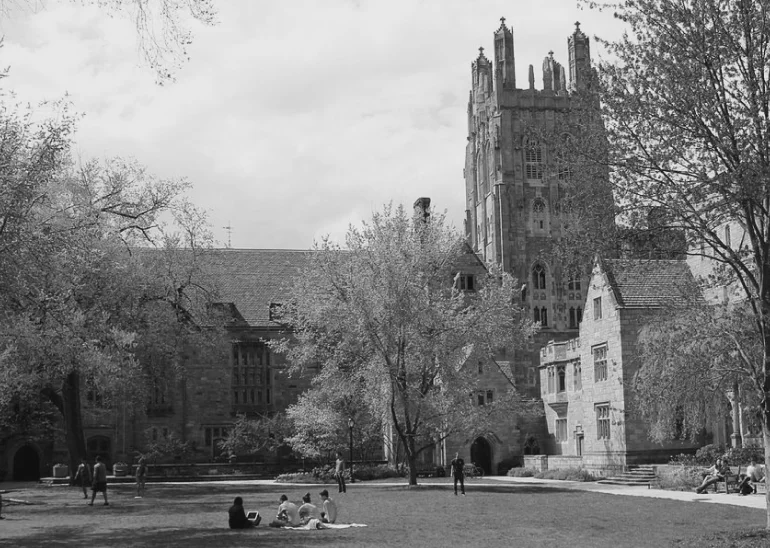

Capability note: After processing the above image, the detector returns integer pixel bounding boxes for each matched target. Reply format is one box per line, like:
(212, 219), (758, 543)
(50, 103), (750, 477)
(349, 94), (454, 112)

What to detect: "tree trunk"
(406, 446), (418, 486)
(62, 371), (87, 484)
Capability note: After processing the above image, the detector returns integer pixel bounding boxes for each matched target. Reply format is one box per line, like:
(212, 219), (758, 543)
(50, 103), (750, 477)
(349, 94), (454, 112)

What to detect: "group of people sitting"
(694, 457), (765, 495)
(227, 489), (338, 530)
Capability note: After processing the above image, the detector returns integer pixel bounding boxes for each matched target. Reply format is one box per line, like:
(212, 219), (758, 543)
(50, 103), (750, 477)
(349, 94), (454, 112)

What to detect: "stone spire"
(568, 21), (591, 91)
(493, 16), (515, 89)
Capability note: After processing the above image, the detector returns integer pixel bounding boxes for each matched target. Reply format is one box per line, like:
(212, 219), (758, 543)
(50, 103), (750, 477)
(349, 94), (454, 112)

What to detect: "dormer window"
(455, 273), (475, 291)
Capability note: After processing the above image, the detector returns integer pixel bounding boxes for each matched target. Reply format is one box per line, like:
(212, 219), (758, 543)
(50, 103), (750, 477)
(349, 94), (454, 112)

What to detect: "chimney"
(414, 197), (431, 223)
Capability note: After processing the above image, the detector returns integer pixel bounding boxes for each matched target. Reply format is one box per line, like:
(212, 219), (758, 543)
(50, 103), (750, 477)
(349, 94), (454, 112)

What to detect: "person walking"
(88, 456), (109, 506)
(135, 456), (147, 499)
(335, 452), (347, 493)
(74, 458), (91, 499)
(450, 452), (466, 496)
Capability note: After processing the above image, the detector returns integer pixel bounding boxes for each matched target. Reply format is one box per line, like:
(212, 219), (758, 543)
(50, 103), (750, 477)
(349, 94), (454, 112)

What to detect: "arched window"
(525, 138), (543, 180)
(533, 198), (546, 231)
(540, 307), (548, 326)
(532, 264), (546, 290)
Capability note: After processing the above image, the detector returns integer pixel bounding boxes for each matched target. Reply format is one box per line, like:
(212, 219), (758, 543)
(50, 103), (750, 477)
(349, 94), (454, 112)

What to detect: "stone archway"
(13, 444), (41, 481)
(470, 437), (492, 476)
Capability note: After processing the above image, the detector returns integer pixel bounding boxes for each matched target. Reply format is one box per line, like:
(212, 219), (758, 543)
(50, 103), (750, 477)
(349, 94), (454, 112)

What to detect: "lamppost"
(348, 417), (355, 483)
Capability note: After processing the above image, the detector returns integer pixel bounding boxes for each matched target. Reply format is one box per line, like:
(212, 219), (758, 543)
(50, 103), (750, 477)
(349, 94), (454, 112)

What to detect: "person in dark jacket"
(228, 496), (260, 529)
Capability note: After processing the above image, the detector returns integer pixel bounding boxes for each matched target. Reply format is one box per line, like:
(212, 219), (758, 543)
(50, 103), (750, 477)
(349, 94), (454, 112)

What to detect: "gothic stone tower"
(464, 19), (610, 396)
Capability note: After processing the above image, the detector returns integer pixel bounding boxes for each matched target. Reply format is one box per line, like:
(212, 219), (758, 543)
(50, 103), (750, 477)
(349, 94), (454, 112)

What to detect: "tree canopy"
(273, 203), (537, 485)
(583, 0), (770, 527)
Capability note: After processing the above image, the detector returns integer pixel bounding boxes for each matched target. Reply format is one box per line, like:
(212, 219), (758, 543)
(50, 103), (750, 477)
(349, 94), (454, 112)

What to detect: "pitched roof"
(201, 249), (313, 328)
(600, 258), (699, 308)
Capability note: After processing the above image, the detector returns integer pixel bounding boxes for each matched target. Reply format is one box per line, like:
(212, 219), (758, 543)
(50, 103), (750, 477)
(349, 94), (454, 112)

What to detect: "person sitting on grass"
(228, 496), (260, 529)
(738, 459), (765, 496)
(269, 494), (301, 527)
(298, 492), (322, 525)
(319, 489), (337, 524)
(695, 457), (731, 494)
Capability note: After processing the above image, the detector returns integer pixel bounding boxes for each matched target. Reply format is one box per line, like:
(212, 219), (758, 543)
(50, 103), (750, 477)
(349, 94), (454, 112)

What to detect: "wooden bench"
(711, 466), (740, 494)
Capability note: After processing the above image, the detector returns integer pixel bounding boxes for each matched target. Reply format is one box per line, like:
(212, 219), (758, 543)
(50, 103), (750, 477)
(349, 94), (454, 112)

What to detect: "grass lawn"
(1, 479), (769, 547)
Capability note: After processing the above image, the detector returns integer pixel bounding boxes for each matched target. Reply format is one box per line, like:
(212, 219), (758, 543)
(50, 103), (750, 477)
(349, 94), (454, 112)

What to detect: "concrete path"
(490, 476), (767, 509)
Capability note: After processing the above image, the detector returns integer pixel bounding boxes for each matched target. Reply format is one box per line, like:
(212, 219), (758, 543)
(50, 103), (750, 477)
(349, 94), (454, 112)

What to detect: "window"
(532, 264), (546, 290)
(567, 276), (581, 291)
(477, 393), (485, 406)
(486, 390), (494, 404)
(456, 273), (475, 291)
(204, 426), (231, 447)
(478, 361), (484, 375)
(555, 418), (568, 442)
(573, 360), (582, 391)
(547, 366), (555, 393)
(232, 342), (270, 407)
(557, 365), (566, 392)
(533, 199), (546, 231)
(593, 297), (602, 320)
(568, 306), (583, 327)
(540, 307), (548, 326)
(525, 138), (543, 180)
(593, 345), (608, 382)
(596, 404), (611, 440)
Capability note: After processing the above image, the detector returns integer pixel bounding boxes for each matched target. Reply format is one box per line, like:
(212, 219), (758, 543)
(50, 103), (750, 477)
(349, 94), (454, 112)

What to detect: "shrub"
(497, 457), (521, 476)
(656, 465), (703, 491)
(535, 468), (597, 482)
(275, 463), (402, 483)
(694, 444), (725, 466)
(350, 464), (403, 481)
(724, 446), (765, 466)
(669, 453), (699, 466)
(506, 467), (536, 478)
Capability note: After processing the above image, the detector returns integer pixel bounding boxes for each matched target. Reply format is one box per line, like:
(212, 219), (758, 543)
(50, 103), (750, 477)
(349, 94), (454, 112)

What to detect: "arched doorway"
(87, 436), (112, 470)
(13, 445), (40, 481)
(470, 437), (492, 476)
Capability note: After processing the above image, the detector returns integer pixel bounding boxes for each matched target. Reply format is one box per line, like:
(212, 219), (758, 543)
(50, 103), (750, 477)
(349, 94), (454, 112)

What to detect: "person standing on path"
(135, 456), (147, 499)
(450, 452), (466, 496)
(74, 458), (91, 499)
(335, 452), (347, 493)
(89, 456), (109, 506)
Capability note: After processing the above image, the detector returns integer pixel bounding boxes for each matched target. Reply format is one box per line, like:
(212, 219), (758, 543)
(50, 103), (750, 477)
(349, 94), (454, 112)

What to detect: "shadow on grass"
(672, 528), (770, 548)
(8, 526), (362, 548)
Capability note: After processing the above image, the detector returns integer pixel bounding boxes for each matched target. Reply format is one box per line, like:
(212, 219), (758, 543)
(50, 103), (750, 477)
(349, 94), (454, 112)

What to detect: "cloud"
(1, 0), (624, 249)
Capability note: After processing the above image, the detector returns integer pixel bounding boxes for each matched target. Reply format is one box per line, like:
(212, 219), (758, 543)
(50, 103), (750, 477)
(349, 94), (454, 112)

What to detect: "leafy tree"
(582, 0), (770, 526)
(217, 413), (290, 460)
(273, 203), (537, 485)
(284, 376), (383, 462)
(0, 101), (225, 477)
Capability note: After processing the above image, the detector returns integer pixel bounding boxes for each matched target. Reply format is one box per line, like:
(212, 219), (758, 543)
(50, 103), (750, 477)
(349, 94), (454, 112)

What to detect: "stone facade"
(539, 258), (717, 475)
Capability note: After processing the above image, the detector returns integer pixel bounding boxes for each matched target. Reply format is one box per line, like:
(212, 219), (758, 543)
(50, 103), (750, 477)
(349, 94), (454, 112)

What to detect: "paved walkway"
(5, 476), (766, 510)
(490, 476), (767, 509)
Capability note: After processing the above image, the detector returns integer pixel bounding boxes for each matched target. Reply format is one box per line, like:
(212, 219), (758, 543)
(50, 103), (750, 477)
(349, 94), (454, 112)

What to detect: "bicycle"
(463, 463), (485, 478)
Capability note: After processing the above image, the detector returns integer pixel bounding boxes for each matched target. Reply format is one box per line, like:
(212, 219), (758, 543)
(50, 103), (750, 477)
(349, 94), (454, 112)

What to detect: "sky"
(0, 0), (624, 250)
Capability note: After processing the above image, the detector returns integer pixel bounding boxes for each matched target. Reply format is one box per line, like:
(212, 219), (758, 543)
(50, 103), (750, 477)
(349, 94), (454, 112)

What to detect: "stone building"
(0, 249), (317, 480)
(538, 257), (713, 475)
(464, 19), (613, 396)
(447, 19), (613, 473)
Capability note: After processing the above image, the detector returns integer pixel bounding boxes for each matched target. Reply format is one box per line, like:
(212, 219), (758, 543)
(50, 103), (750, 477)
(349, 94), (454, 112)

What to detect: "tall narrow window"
(593, 344), (608, 382)
(573, 360), (582, 391)
(569, 307), (577, 328)
(593, 297), (602, 320)
(540, 307), (548, 326)
(525, 138), (544, 180)
(532, 264), (546, 290)
(555, 418), (568, 442)
(557, 365), (566, 392)
(596, 404), (611, 440)
(533, 199), (546, 231)
(725, 224), (731, 248)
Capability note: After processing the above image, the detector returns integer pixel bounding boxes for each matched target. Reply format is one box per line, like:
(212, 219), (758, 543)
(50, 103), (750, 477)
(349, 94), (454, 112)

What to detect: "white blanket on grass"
(287, 519), (367, 530)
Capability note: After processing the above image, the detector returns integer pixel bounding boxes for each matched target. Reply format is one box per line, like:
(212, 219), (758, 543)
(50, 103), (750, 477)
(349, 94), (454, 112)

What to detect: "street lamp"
(348, 417), (355, 483)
